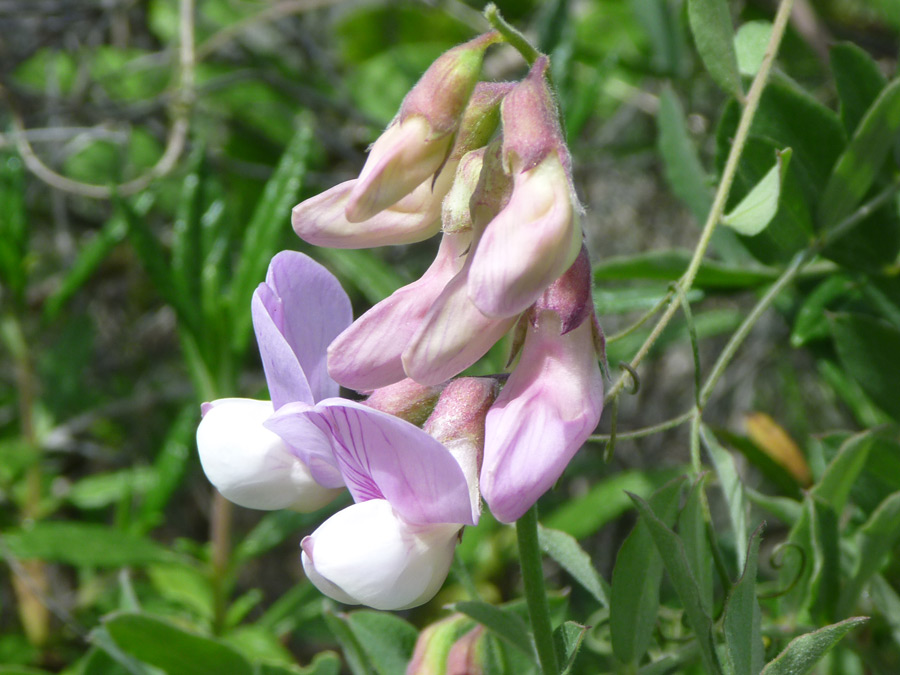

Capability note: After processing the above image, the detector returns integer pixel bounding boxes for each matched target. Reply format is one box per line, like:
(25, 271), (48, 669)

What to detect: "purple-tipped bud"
(406, 615), (472, 675)
(532, 244), (593, 334)
(365, 379), (446, 427)
(327, 230), (472, 391)
(345, 32), (499, 223)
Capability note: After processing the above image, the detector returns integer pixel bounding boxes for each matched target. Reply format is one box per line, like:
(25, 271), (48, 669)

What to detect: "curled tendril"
(618, 362), (640, 395)
(758, 541), (807, 599)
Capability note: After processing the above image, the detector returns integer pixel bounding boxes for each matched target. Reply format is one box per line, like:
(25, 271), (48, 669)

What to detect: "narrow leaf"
(761, 617), (868, 675)
(831, 42), (888, 137)
(687, 0), (742, 97)
(657, 87), (712, 222)
(345, 611), (418, 675)
(554, 622), (588, 675)
(451, 600), (537, 662)
(628, 492), (723, 675)
(724, 523), (765, 675)
(723, 148), (792, 236)
(701, 425), (749, 568)
(610, 477), (684, 665)
(734, 21), (772, 77)
(820, 78), (900, 231)
(538, 525), (609, 607)
(678, 476), (713, 616)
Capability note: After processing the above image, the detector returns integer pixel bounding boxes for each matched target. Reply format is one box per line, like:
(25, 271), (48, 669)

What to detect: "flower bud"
(467, 57), (582, 319)
(327, 230), (472, 391)
(364, 378), (446, 427)
(447, 81), (514, 161)
(424, 377), (500, 519)
(442, 148), (486, 234)
(446, 625), (488, 675)
(480, 252), (603, 522)
(406, 615), (472, 675)
(345, 32), (499, 223)
(197, 398), (341, 511)
(301, 499), (461, 610)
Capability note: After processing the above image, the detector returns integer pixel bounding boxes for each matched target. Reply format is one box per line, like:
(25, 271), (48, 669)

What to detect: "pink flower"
(480, 249), (604, 523)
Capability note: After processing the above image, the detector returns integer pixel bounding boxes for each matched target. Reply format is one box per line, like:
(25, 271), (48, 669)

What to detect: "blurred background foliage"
(1, 0), (900, 673)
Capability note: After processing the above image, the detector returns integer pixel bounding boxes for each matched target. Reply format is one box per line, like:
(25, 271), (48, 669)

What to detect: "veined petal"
(197, 399), (341, 511)
(310, 399), (477, 526)
(327, 231), (471, 391)
(468, 153), (581, 319)
(254, 251), (352, 405)
(481, 316), (603, 522)
(264, 401), (345, 489)
(403, 261), (517, 387)
(291, 175), (447, 249)
(301, 499), (460, 610)
(346, 117), (453, 223)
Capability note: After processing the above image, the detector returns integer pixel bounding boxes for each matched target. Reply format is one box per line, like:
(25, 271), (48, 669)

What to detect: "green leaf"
(819, 78), (900, 231)
(316, 248), (407, 304)
(66, 467), (156, 510)
(147, 562), (214, 620)
(233, 502), (345, 563)
(631, 0), (689, 77)
(790, 275), (857, 347)
(450, 600), (536, 661)
(295, 652), (342, 675)
(678, 477), (713, 616)
(553, 622), (588, 675)
(594, 285), (702, 316)
(117, 195), (198, 337)
(723, 148), (792, 236)
(657, 87), (712, 223)
(322, 605), (372, 675)
(230, 121), (313, 353)
(838, 491), (900, 615)
(701, 425), (749, 568)
(171, 149), (207, 334)
(543, 469), (670, 538)
(760, 617), (868, 675)
(687, 0), (741, 97)
(2, 522), (173, 567)
(43, 198), (144, 321)
(724, 523), (765, 675)
(0, 155), (28, 305)
(610, 477), (684, 665)
(734, 21), (772, 77)
(627, 492), (722, 675)
(136, 404), (195, 533)
(537, 525), (609, 607)
(593, 249), (780, 289)
(745, 488), (802, 526)
(831, 42), (888, 136)
(103, 612), (253, 675)
(344, 611), (418, 675)
(832, 313), (900, 421)
(810, 430), (873, 512)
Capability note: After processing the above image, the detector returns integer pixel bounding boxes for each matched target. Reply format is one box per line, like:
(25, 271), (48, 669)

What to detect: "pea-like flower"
(196, 251), (352, 509)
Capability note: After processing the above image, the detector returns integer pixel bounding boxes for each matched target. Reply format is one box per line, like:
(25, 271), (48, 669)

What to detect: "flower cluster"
(197, 33), (604, 611)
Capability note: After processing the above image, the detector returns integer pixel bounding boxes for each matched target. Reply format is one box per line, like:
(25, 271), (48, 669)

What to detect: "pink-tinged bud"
(406, 615), (472, 675)
(481, 312), (603, 523)
(466, 57), (582, 319)
(446, 625), (488, 675)
(364, 379), (446, 427)
(345, 32), (499, 223)
(467, 150), (581, 319)
(291, 165), (453, 249)
(424, 377), (500, 519)
(499, 56), (567, 174)
(327, 231), (472, 391)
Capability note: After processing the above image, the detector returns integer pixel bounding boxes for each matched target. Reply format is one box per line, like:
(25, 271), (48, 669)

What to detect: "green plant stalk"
(1, 313), (50, 647)
(484, 3), (541, 65)
(589, 409), (693, 442)
(516, 505), (559, 675)
(604, 0), (796, 404)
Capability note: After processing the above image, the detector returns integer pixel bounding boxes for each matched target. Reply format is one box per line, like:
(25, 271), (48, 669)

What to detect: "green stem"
(699, 250), (809, 407)
(604, 0), (796, 403)
(589, 409), (693, 442)
(484, 3), (541, 65)
(516, 506), (559, 675)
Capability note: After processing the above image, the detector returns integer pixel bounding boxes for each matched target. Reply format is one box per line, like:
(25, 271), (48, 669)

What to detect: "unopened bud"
(533, 244), (593, 334)
(448, 81), (514, 161)
(446, 625), (488, 675)
(365, 379), (446, 426)
(442, 148), (485, 233)
(406, 615), (472, 675)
